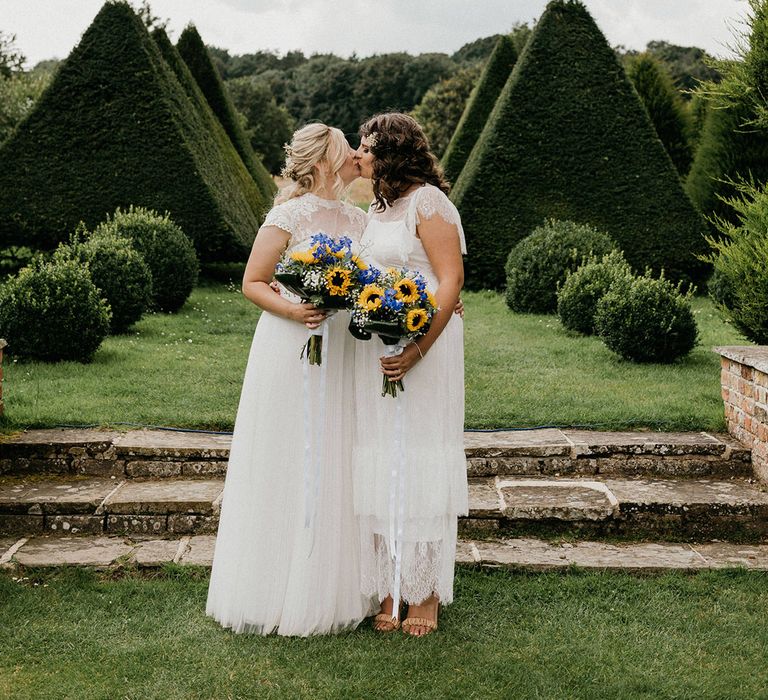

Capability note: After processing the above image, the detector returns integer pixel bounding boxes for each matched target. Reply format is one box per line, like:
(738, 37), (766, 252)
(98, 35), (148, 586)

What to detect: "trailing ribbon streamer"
(302, 317), (331, 543)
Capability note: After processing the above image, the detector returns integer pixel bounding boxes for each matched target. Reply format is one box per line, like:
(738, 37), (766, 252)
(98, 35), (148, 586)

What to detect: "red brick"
(741, 364), (755, 380)
(756, 371), (768, 389)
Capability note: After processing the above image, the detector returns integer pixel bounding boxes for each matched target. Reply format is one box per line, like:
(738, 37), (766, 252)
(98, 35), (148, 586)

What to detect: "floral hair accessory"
(365, 132), (380, 149)
(281, 143), (298, 179)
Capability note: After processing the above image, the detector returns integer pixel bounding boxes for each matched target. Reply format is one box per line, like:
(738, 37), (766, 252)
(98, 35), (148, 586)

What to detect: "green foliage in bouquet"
(441, 35), (518, 184)
(557, 250), (633, 335)
(595, 273), (699, 363)
(54, 224), (152, 334)
(626, 53), (693, 176)
(451, 0), (709, 289)
(0, 1), (263, 261)
(702, 181), (768, 343)
(94, 206), (198, 313)
(505, 219), (615, 314)
(0, 257), (111, 362)
(177, 24), (276, 202)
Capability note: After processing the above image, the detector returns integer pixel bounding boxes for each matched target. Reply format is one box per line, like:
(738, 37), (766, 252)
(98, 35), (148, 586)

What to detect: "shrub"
(595, 274), (698, 363)
(505, 220), (615, 313)
(703, 181), (768, 343)
(54, 226), (152, 334)
(451, 0), (709, 289)
(95, 206), (198, 313)
(557, 250), (633, 335)
(0, 257), (110, 362)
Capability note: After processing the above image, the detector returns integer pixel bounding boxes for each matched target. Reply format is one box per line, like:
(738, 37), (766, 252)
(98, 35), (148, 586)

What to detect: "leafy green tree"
(686, 0), (768, 223)
(0, 71), (51, 144)
(644, 40), (721, 96)
(411, 64), (482, 158)
(626, 53), (693, 176)
(0, 31), (25, 78)
(227, 77), (295, 173)
(451, 0), (708, 289)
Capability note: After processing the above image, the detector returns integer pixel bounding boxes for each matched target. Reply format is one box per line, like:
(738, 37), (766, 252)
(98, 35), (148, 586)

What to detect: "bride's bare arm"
(379, 215), (464, 379)
(242, 226), (326, 328)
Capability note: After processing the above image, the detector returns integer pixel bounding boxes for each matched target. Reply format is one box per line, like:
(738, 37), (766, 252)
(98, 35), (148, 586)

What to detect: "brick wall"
(716, 346), (768, 482)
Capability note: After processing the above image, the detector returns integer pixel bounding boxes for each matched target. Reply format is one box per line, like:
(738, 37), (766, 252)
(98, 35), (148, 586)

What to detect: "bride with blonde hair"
(206, 123), (373, 636)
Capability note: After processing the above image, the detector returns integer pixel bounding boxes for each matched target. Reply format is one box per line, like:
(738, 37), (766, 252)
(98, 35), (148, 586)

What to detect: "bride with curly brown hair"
(352, 112), (468, 636)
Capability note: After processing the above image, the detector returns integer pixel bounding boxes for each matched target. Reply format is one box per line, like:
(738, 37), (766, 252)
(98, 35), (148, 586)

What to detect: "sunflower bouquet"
(350, 266), (439, 397)
(275, 233), (368, 364)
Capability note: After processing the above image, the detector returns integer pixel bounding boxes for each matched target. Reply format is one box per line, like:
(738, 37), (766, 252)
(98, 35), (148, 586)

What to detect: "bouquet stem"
(381, 375), (404, 398)
(302, 334), (323, 365)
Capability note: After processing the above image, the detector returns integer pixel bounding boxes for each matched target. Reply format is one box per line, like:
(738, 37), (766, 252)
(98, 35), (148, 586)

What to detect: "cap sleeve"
(261, 202), (296, 238)
(414, 185), (467, 255)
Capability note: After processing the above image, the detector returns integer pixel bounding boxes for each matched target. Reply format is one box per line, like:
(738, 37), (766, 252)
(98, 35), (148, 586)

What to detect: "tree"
(0, 1), (265, 260)
(441, 35), (518, 184)
(685, 0), (768, 224)
(0, 71), (51, 144)
(451, 0), (708, 290)
(626, 53), (693, 176)
(177, 24), (276, 201)
(227, 77), (295, 173)
(0, 31), (25, 78)
(411, 64), (482, 158)
(644, 40), (721, 96)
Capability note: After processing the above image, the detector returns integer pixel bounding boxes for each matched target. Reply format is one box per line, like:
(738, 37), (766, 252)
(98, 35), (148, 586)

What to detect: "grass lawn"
(1, 565), (767, 699)
(0, 283), (747, 433)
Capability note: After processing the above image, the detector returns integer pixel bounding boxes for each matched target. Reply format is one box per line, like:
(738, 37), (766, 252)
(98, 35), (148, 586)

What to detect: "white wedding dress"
(353, 184), (468, 611)
(206, 192), (373, 636)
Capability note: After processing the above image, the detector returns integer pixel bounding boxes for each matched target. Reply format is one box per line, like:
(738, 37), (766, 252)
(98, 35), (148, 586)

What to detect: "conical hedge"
(626, 53), (693, 176)
(0, 1), (264, 261)
(451, 0), (709, 289)
(441, 35), (518, 184)
(177, 25), (276, 203)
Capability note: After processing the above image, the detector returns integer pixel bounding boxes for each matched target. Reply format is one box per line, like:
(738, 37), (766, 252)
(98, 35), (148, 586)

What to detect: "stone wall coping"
(714, 345), (768, 375)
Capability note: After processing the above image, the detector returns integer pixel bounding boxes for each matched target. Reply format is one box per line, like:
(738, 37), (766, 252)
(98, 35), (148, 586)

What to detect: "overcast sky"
(1, 0), (750, 66)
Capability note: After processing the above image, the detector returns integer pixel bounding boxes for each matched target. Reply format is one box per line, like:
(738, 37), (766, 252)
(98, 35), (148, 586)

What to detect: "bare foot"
(373, 595), (398, 632)
(403, 595), (439, 637)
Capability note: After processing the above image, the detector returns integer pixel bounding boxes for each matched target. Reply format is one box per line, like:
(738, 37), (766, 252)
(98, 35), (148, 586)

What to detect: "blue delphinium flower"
(383, 288), (404, 311)
(359, 267), (381, 285)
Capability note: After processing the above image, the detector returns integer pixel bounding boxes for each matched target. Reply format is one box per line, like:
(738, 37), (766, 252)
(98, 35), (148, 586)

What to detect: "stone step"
(2, 473), (768, 542)
(464, 476), (768, 541)
(3, 534), (768, 573)
(0, 428), (752, 479)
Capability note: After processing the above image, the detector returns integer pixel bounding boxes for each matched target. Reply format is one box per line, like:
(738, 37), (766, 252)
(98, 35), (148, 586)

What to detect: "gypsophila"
(365, 132), (379, 149)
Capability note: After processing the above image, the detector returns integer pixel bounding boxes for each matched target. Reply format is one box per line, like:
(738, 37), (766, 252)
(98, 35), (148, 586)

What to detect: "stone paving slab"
(463, 429), (571, 457)
(0, 476), (120, 514)
(498, 479), (616, 521)
(605, 478), (768, 509)
(12, 536), (133, 567)
(103, 479), (224, 514)
(563, 430), (727, 456)
(5, 535), (768, 572)
(113, 430), (232, 458)
(0, 537), (17, 557)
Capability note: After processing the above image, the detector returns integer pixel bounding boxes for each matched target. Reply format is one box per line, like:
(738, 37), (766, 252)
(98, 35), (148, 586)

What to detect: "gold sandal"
(373, 613), (401, 633)
(401, 616), (438, 636)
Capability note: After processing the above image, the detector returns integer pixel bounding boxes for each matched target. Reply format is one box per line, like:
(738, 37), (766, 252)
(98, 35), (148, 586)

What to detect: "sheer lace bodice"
(262, 192), (367, 254)
(361, 184), (467, 287)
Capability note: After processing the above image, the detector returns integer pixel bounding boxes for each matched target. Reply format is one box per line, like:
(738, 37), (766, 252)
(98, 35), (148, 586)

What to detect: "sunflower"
(406, 308), (429, 332)
(425, 290), (438, 308)
(358, 284), (384, 311)
(394, 278), (420, 303)
(326, 267), (352, 296)
(351, 255), (368, 270)
(290, 249), (319, 264)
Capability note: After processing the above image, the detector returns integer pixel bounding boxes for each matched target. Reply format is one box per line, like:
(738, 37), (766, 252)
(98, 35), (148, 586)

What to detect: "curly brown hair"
(359, 112), (450, 212)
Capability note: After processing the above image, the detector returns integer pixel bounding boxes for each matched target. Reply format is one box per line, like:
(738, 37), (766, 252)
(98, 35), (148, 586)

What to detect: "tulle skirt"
(206, 309), (373, 636)
(352, 313), (467, 605)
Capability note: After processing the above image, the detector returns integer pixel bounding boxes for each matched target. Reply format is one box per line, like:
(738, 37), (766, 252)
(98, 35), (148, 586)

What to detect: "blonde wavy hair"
(275, 123), (349, 204)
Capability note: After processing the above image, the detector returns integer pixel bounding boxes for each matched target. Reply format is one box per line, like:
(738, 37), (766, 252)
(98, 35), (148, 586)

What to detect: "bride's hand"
(380, 343), (421, 381)
(290, 303), (326, 329)
(454, 297), (464, 318)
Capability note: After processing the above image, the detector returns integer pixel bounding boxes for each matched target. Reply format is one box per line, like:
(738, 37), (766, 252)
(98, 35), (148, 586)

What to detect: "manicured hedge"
(451, 0), (709, 289)
(441, 35), (518, 184)
(177, 24), (276, 204)
(626, 53), (693, 176)
(0, 1), (262, 262)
